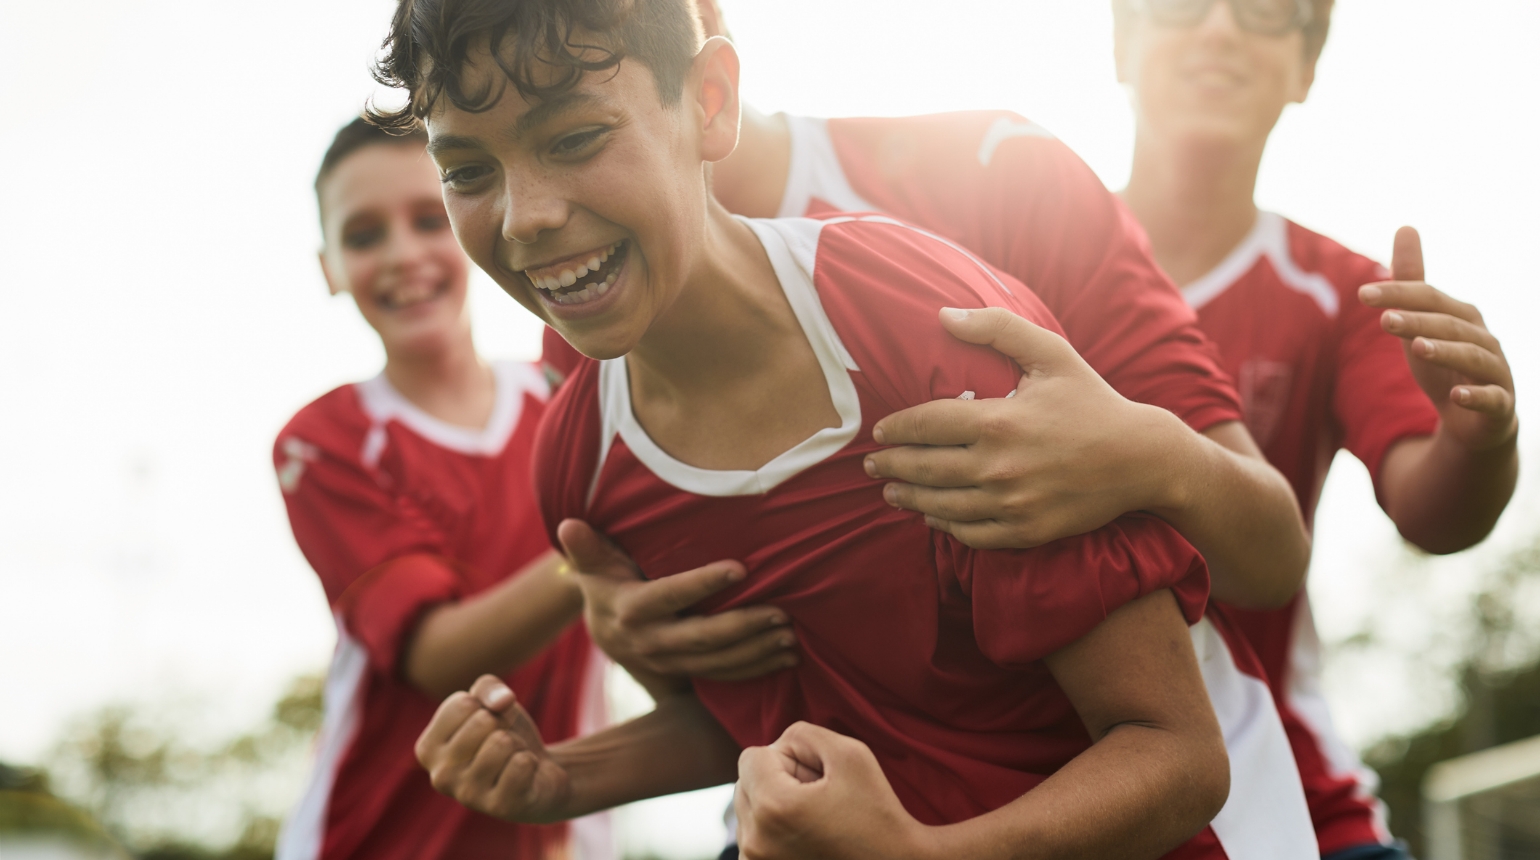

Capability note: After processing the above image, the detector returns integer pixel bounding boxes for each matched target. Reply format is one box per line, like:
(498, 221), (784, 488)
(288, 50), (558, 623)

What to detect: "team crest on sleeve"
(277, 437), (320, 494)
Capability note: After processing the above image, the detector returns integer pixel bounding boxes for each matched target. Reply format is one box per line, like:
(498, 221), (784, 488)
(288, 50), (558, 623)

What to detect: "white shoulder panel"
(777, 115), (879, 218)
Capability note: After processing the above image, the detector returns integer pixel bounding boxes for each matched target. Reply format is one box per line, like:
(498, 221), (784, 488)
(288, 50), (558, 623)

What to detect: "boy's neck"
(622, 204), (839, 471)
(382, 324), (497, 430)
(1122, 131), (1265, 288)
(711, 105), (791, 218)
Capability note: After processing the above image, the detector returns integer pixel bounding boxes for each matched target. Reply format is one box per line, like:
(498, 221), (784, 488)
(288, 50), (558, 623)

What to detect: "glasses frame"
(1128, 0), (1314, 37)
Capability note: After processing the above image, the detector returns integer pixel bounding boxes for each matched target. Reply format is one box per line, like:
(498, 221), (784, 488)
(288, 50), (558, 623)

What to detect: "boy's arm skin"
(418, 589), (1228, 860)
(735, 589), (1228, 860)
(416, 675), (740, 822)
(865, 307), (1309, 610)
(1363, 228), (1519, 554)
(403, 550), (585, 700)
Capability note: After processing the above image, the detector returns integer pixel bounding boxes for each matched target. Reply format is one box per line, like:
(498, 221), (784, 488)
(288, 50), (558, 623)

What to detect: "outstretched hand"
(736, 722), (928, 860)
(862, 307), (1178, 550)
(556, 520), (798, 682)
(1360, 227), (1517, 453)
(415, 675), (570, 822)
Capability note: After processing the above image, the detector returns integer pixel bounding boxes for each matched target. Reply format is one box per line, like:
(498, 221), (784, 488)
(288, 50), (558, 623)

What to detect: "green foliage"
(1365, 538), (1540, 857)
(33, 674), (324, 860)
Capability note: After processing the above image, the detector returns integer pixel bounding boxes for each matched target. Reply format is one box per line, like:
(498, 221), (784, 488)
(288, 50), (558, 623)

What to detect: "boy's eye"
(415, 212), (450, 232)
(440, 165), (491, 190)
(551, 128), (606, 157)
(343, 225), (385, 250)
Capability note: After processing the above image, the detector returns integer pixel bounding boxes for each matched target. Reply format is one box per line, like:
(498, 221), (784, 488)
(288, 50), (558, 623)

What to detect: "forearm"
(1150, 418), (1310, 609)
(1380, 431), (1519, 554)
(550, 692), (741, 818)
(917, 723), (1226, 860)
(405, 550), (585, 699)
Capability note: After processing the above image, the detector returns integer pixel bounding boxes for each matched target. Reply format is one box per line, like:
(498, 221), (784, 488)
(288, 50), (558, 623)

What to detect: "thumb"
(1392, 226), (1425, 283)
(556, 519), (639, 581)
(938, 307), (1069, 373)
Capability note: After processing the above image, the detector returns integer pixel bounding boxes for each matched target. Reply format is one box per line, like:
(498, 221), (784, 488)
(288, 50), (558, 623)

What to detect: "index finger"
(416, 692), (486, 763)
(872, 398), (986, 447)
(1360, 280), (1481, 324)
(606, 560), (750, 620)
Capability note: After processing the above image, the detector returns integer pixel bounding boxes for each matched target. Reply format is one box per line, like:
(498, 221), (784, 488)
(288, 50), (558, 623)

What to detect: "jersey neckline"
(1181, 210), (1340, 318)
(355, 360), (548, 459)
(594, 217), (863, 498)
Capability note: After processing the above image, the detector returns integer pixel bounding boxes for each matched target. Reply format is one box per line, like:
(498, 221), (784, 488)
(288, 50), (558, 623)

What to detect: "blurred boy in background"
(271, 118), (610, 860)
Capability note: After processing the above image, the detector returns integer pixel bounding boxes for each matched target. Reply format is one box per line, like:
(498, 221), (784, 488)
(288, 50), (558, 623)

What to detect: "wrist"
(1139, 406), (1203, 518)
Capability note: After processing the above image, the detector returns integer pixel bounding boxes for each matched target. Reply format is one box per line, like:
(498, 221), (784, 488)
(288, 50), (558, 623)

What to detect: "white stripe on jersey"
(1181, 212), (1339, 318)
(1192, 617), (1319, 859)
(275, 620), (369, 860)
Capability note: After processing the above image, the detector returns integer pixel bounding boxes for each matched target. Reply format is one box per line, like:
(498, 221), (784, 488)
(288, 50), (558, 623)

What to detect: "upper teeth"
(528, 241), (621, 291)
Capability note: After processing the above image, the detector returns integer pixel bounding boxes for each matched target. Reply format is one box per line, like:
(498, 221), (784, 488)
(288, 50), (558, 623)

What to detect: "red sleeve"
(275, 419), (464, 676)
(531, 358), (605, 551)
(940, 513), (1209, 667)
(1324, 248), (1440, 490)
(829, 113), (1242, 432)
(542, 326), (585, 390)
(814, 218), (1210, 658)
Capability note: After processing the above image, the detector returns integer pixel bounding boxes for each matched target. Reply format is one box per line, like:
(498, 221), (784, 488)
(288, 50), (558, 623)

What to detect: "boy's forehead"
(426, 51), (658, 144)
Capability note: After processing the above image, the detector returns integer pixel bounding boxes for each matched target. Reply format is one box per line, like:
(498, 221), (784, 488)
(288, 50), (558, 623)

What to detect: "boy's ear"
(318, 250), (345, 296)
(690, 36), (741, 164)
(694, 0), (727, 39)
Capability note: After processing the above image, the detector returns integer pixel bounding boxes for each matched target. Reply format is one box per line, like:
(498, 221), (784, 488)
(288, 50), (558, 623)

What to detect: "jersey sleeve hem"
(335, 553), (469, 677)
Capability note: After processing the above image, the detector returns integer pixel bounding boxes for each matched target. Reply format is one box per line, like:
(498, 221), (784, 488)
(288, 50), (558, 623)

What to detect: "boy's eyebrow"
(426, 93), (604, 156)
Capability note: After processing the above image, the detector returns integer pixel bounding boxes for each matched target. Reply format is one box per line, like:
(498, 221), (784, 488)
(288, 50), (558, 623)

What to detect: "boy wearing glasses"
(1106, 2), (1519, 857)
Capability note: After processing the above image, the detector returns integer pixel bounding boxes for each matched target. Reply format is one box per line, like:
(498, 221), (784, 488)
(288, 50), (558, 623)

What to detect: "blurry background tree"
(1366, 536), (1540, 856)
(0, 675), (322, 860)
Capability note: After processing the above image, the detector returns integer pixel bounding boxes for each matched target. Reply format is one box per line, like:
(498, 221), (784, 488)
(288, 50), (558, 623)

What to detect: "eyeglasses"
(1127, 0), (1313, 37)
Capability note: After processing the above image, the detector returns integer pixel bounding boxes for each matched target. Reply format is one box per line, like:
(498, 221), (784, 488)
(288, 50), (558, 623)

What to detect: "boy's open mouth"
(524, 240), (629, 306)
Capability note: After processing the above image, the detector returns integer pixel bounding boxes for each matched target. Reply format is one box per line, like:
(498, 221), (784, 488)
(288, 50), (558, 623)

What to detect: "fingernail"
(1418, 338), (1436, 356)
(864, 457), (879, 478)
(1456, 387), (1471, 404)
(1361, 285), (1382, 302)
(883, 485), (899, 506)
(778, 636), (795, 648)
(766, 613), (787, 627)
(941, 307), (971, 322)
(1385, 312), (1404, 329)
(486, 684), (513, 708)
(924, 515), (942, 530)
(724, 566), (747, 582)
(871, 425), (886, 445)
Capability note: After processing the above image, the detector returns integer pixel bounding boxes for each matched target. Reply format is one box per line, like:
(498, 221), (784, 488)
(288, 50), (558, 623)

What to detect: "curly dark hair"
(1112, 0), (1336, 61)
(368, 0), (702, 131)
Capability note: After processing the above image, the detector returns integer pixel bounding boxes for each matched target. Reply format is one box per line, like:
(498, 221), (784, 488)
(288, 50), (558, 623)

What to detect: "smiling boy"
(272, 118), (606, 860)
(386, 1), (1245, 857)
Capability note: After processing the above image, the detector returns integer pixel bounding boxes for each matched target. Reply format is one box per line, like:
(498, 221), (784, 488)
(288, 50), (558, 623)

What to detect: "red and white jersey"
(547, 111), (1242, 434)
(537, 215), (1315, 859)
(272, 361), (609, 860)
(1185, 212), (1441, 854)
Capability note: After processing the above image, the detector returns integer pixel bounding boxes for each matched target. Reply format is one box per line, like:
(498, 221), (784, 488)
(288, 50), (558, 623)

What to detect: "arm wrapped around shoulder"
(939, 512), (1210, 668)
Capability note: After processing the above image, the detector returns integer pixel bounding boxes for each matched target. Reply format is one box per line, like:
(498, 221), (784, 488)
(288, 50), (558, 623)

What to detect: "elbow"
(1189, 735), (1231, 829)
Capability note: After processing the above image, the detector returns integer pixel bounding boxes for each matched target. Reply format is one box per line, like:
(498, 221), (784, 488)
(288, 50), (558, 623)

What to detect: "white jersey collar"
(593, 217), (862, 498)
(355, 360), (548, 461)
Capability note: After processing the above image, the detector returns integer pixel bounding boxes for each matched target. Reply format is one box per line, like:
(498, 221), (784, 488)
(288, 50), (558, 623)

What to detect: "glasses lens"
(1232, 0), (1310, 35)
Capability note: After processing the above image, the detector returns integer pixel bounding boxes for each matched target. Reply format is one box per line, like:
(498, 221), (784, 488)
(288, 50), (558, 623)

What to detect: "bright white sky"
(2, 0), (1537, 855)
